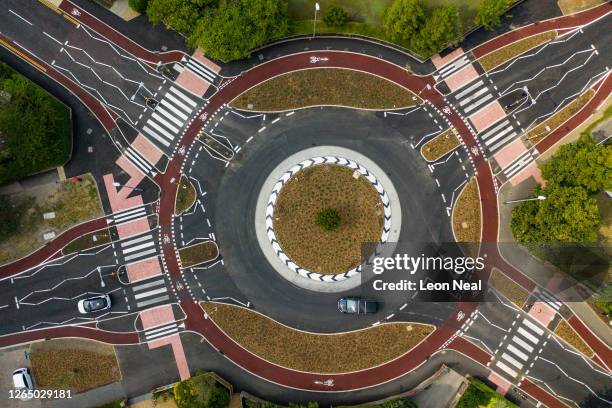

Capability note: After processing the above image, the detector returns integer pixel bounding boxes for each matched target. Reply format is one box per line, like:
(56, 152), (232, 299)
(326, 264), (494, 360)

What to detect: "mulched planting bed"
(231, 68), (419, 111)
(526, 90), (595, 145)
(274, 164), (383, 274)
(30, 339), (120, 393)
(179, 241), (219, 268)
(489, 268), (529, 308)
(421, 128), (460, 162)
(478, 31), (557, 72)
(63, 228), (111, 255)
(452, 178), (482, 246)
(175, 175), (197, 215)
(554, 319), (594, 357)
(203, 302), (433, 373)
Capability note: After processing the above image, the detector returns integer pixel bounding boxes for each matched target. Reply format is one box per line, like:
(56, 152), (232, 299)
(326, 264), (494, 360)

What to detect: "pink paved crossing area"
(509, 162), (543, 186)
(469, 101), (506, 133)
(494, 138), (528, 169)
(140, 304), (175, 330)
(116, 217), (150, 239)
(528, 302), (556, 327)
(488, 371), (512, 395)
(148, 335), (191, 380)
(445, 64), (479, 92)
(102, 174), (144, 213)
(132, 134), (163, 166)
(176, 69), (210, 97)
(192, 48), (221, 73)
(431, 48), (464, 70)
(126, 257), (163, 283)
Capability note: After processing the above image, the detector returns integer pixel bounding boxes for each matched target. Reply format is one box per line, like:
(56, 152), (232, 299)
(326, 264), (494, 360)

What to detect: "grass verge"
(554, 319), (594, 357)
(526, 90), (595, 145)
(231, 68), (419, 111)
(421, 128), (460, 162)
(63, 228), (111, 255)
(557, 0), (604, 15)
(489, 268), (529, 308)
(30, 339), (120, 393)
(175, 175), (197, 215)
(274, 164), (383, 274)
(179, 241), (219, 268)
(202, 302), (433, 373)
(452, 178), (481, 253)
(457, 378), (517, 408)
(478, 31), (557, 72)
(0, 173), (103, 264)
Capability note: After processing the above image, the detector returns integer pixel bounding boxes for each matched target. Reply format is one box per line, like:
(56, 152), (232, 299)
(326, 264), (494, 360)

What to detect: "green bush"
(323, 6), (349, 27)
(409, 5), (462, 57)
(477, 0), (512, 30)
(172, 373), (230, 408)
(316, 208), (341, 231)
(382, 0), (425, 44)
(0, 195), (22, 241)
(128, 0), (148, 13)
(0, 62), (71, 185)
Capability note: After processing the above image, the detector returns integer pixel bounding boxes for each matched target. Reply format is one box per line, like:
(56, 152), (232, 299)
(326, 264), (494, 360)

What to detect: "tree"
(409, 5), (462, 56)
(510, 185), (601, 243)
(540, 135), (611, 193)
(128, 0), (148, 13)
(382, 0), (425, 44)
(323, 6), (349, 27)
(189, 0), (289, 62)
(0, 195), (21, 240)
(172, 379), (198, 408)
(316, 208), (341, 231)
(477, 0), (512, 30)
(146, 0), (217, 36)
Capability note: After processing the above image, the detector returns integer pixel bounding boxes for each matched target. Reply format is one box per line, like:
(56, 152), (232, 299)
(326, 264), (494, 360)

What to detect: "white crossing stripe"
(136, 294), (170, 308)
(169, 86), (197, 107)
(147, 120), (175, 142)
(501, 352), (524, 369)
(488, 131), (518, 152)
(134, 286), (167, 300)
(164, 92), (193, 114)
(143, 126), (171, 147)
(459, 87), (489, 107)
(438, 55), (469, 78)
(145, 323), (179, 340)
(184, 58), (217, 83)
(120, 234), (152, 247)
(125, 148), (154, 176)
(160, 101), (188, 121)
(517, 326), (540, 344)
(522, 319), (545, 336)
(496, 361), (518, 378)
(507, 344), (529, 361)
(484, 125), (515, 146)
(503, 152), (534, 178)
(108, 205), (147, 225)
(512, 335), (535, 353)
(151, 112), (180, 133)
(122, 241), (154, 254)
(455, 80), (484, 99)
(132, 278), (164, 292)
(464, 93), (493, 113)
(156, 105), (184, 127)
(535, 288), (563, 310)
(479, 119), (510, 139)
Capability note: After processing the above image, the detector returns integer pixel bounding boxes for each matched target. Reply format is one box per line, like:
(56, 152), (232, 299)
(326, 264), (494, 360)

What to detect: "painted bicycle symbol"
(71, 8), (81, 16)
(470, 146), (480, 156)
(314, 379), (334, 387)
(442, 106), (451, 115)
(178, 145), (186, 156)
(309, 56), (329, 64)
(163, 234), (170, 244)
(199, 112), (208, 122)
(456, 311), (465, 322)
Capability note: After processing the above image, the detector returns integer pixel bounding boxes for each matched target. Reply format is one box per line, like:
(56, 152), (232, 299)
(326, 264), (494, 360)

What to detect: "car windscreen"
(85, 298), (105, 311)
(346, 299), (358, 313)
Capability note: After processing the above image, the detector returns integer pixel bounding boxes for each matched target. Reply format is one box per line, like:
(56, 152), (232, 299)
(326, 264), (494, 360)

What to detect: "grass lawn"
(179, 241), (219, 268)
(457, 378), (517, 408)
(489, 268), (529, 308)
(421, 128), (460, 161)
(526, 90), (594, 145)
(478, 31), (557, 72)
(554, 319), (594, 357)
(202, 302), (433, 373)
(274, 164), (383, 274)
(0, 173), (103, 264)
(30, 339), (121, 393)
(287, 0), (480, 47)
(452, 178), (481, 249)
(175, 175), (197, 215)
(231, 68), (419, 112)
(0, 62), (71, 184)
(557, 0), (605, 15)
(63, 228), (111, 255)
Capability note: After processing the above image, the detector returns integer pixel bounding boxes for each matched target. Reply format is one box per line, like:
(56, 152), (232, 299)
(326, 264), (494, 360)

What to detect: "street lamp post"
(112, 181), (143, 192)
(504, 195), (546, 205)
(312, 2), (320, 39)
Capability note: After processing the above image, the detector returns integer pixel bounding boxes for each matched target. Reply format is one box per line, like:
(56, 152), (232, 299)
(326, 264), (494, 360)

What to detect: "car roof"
(12, 372), (26, 388)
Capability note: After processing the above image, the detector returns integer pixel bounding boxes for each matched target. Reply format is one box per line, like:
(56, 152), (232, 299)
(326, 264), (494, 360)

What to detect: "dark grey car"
(337, 296), (378, 314)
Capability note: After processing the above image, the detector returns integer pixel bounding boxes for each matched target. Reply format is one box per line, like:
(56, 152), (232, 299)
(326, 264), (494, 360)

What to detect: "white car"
(12, 368), (34, 400)
(77, 294), (111, 314)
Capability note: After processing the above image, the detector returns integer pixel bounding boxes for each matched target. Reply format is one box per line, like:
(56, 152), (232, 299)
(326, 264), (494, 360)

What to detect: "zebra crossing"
(142, 321), (182, 342)
(124, 146), (156, 177)
(181, 56), (218, 85)
(452, 79), (496, 116)
(107, 204), (149, 226)
(434, 54), (471, 81)
(477, 118), (518, 153)
(532, 287), (563, 312)
(142, 86), (197, 149)
(493, 315), (548, 380)
(500, 150), (538, 180)
(116, 231), (159, 264)
(130, 275), (171, 309)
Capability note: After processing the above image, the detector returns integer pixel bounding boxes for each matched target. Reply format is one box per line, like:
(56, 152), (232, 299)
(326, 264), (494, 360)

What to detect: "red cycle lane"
(0, 325), (139, 348)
